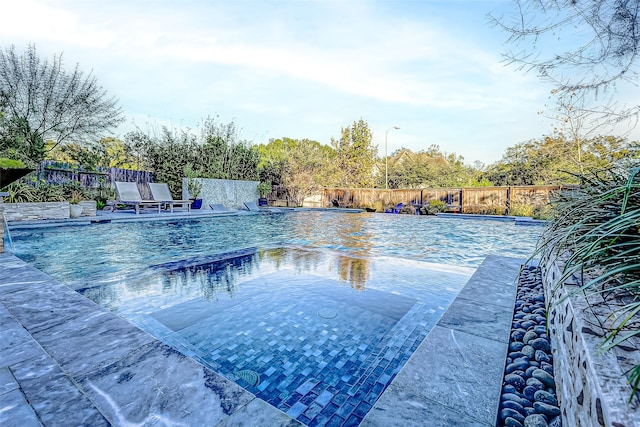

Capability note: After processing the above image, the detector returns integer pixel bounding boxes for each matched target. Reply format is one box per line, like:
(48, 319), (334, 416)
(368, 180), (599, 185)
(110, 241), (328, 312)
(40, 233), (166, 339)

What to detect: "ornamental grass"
(536, 165), (640, 398)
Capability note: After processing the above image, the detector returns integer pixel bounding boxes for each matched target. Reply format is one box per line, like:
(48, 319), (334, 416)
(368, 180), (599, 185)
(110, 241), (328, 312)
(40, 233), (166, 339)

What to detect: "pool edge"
(361, 255), (524, 427)
(0, 252), (522, 426)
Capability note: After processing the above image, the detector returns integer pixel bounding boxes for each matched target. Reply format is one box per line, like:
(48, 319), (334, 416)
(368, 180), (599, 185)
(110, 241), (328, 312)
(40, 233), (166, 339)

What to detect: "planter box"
(0, 202), (69, 221)
(543, 259), (640, 426)
(0, 200), (97, 221)
(78, 200), (97, 217)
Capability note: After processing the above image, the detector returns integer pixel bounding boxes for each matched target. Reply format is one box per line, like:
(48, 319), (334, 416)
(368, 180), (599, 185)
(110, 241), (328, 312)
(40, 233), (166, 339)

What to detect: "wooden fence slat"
(36, 161), (155, 199)
(321, 185), (571, 213)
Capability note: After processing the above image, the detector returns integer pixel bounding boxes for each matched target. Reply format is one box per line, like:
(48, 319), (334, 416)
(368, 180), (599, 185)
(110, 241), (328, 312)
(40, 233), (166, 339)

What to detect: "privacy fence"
(36, 162), (155, 198)
(321, 186), (574, 214)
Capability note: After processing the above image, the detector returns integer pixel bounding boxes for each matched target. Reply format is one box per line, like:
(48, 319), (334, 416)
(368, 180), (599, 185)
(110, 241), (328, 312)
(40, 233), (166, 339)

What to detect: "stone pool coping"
(0, 216), (525, 425)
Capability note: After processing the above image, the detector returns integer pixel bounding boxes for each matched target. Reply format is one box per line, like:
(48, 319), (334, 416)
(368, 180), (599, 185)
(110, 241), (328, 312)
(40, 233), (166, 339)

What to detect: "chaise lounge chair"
(149, 183), (191, 213)
(209, 203), (235, 213)
(244, 201), (283, 213)
(114, 181), (163, 215)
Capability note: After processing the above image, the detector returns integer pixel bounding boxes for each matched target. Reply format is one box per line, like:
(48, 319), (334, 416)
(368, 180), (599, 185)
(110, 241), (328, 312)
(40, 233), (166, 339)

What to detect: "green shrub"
(4, 181), (38, 202)
(38, 183), (66, 202)
(420, 199), (447, 215)
(0, 158), (26, 168)
(536, 165), (640, 398)
(509, 203), (535, 217)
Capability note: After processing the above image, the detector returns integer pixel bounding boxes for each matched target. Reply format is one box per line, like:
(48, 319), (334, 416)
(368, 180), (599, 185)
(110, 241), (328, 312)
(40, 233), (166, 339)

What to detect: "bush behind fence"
(323, 185), (574, 215)
(37, 161), (155, 199)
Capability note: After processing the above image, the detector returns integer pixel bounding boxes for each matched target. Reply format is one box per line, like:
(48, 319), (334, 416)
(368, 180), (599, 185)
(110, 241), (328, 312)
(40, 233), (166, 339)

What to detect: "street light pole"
(385, 126), (400, 190)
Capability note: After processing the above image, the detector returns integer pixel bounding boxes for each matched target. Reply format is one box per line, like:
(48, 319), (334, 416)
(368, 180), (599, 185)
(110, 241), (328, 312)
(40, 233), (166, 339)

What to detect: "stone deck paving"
(0, 213), (524, 426)
(362, 255), (524, 426)
(0, 254), (301, 426)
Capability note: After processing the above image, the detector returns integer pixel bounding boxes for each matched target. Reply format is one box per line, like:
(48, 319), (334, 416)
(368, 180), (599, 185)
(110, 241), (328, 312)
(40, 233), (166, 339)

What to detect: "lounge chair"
(244, 201), (283, 213)
(209, 203), (235, 213)
(149, 183), (191, 213)
(114, 181), (163, 215)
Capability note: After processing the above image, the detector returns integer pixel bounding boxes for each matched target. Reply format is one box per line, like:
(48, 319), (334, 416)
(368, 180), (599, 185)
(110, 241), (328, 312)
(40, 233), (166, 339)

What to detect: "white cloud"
(2, 0), (636, 164)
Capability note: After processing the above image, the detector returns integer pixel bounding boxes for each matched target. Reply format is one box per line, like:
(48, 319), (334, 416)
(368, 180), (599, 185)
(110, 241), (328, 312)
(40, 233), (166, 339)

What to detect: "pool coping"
(0, 225), (524, 426)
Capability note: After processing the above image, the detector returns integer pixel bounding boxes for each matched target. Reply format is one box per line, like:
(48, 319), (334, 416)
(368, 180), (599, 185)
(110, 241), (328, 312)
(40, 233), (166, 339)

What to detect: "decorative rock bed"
(499, 265), (561, 427)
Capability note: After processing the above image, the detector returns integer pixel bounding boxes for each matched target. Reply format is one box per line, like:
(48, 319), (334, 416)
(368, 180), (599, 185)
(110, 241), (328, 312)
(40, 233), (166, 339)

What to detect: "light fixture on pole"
(385, 126), (400, 190)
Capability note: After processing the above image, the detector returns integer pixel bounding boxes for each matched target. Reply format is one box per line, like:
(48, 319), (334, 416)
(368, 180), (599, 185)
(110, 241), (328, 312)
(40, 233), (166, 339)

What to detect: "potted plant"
(69, 190), (84, 218)
(184, 164), (203, 209)
(257, 181), (271, 206)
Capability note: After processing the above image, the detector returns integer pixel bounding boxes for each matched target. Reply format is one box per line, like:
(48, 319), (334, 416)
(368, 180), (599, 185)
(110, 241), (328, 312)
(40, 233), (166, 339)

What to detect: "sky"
(2, 0), (639, 165)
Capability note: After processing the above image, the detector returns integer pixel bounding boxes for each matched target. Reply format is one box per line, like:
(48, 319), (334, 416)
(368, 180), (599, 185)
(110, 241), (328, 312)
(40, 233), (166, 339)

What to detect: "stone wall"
(0, 201), (97, 222)
(182, 178), (258, 210)
(543, 260), (640, 426)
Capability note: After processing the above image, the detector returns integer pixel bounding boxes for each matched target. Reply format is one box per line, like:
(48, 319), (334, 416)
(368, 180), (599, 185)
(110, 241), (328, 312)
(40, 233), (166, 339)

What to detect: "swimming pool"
(9, 211), (542, 426)
(10, 211), (541, 283)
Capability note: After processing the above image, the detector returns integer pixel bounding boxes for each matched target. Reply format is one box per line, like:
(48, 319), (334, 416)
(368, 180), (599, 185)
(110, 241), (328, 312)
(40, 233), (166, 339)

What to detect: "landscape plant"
(420, 199), (446, 215)
(536, 165), (640, 397)
(183, 164), (202, 200)
(257, 181), (272, 198)
(125, 117), (259, 197)
(0, 158), (26, 168)
(1, 179), (112, 205)
(0, 44), (123, 166)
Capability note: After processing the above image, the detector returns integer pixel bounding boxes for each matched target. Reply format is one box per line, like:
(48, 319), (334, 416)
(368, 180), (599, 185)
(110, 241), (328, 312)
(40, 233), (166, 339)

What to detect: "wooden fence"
(322, 185), (573, 214)
(36, 162), (155, 199)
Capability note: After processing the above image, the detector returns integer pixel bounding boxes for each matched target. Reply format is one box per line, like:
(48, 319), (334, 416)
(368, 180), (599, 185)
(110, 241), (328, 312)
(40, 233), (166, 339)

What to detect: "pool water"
(76, 246), (473, 426)
(10, 211), (541, 284)
(9, 211), (542, 426)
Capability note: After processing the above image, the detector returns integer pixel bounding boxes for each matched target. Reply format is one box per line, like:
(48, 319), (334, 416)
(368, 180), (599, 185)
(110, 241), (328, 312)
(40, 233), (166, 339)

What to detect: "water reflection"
(147, 246), (374, 304)
(157, 248), (260, 300)
(338, 256), (369, 290)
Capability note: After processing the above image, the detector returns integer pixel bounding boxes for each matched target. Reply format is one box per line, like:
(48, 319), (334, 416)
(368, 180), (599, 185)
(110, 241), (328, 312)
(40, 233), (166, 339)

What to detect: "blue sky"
(2, 0), (639, 165)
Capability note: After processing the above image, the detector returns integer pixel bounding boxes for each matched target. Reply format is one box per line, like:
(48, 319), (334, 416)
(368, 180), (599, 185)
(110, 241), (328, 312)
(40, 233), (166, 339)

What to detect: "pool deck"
(0, 211), (524, 426)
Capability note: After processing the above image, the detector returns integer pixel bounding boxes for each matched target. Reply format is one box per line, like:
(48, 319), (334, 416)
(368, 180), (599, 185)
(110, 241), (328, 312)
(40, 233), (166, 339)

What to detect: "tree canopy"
(485, 133), (640, 185)
(383, 145), (488, 189)
(0, 44), (124, 166)
(257, 137), (336, 205)
(125, 117), (259, 196)
(331, 119), (377, 188)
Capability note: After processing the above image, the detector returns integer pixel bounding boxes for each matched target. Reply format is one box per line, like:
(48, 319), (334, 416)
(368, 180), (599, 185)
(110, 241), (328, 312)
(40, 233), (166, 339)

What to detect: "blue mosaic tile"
(287, 402), (308, 418)
(81, 246), (471, 426)
(316, 390), (334, 407)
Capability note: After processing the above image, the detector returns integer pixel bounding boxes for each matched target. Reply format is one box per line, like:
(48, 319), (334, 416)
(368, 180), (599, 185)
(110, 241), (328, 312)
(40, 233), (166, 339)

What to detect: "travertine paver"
(0, 227), (523, 426)
(0, 253), (301, 427)
(362, 255), (524, 426)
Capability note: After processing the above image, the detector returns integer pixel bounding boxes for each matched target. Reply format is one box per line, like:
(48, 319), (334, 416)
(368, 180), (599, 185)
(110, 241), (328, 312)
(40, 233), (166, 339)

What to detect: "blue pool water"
(9, 211), (542, 426)
(10, 211), (541, 283)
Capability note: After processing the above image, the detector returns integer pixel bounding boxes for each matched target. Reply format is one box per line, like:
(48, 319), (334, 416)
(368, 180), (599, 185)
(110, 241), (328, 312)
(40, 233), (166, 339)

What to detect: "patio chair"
(149, 183), (191, 213)
(209, 203), (235, 213)
(244, 201), (283, 213)
(114, 181), (163, 215)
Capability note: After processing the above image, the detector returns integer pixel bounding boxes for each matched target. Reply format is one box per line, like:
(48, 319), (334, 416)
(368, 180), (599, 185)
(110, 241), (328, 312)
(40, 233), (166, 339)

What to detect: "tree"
(495, 1), (640, 92)
(494, 0), (640, 127)
(125, 117), (259, 196)
(257, 137), (336, 205)
(485, 134), (640, 185)
(47, 137), (138, 170)
(282, 139), (334, 206)
(383, 145), (485, 189)
(0, 44), (124, 166)
(331, 119), (377, 188)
